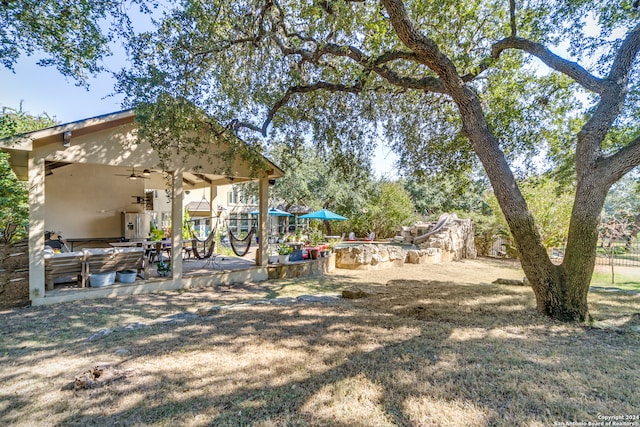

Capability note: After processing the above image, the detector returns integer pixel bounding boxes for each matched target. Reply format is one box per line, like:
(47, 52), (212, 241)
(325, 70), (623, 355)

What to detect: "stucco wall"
(45, 163), (147, 238)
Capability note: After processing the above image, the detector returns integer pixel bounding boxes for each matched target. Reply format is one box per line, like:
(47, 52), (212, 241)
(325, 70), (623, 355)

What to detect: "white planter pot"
(278, 254), (290, 265)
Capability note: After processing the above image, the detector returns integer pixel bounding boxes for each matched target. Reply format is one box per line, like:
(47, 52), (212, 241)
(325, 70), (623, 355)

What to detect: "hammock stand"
(187, 194), (220, 260)
(227, 219), (257, 257)
(189, 216), (220, 260)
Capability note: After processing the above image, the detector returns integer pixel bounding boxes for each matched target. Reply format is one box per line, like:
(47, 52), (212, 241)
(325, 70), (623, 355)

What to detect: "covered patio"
(1, 110), (284, 305)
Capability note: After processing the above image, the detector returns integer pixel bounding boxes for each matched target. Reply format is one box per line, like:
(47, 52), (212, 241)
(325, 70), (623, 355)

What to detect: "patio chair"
(83, 248), (117, 287)
(112, 247), (148, 279)
(44, 251), (85, 290)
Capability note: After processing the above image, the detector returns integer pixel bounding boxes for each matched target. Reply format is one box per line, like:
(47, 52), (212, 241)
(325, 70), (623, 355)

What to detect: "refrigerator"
(121, 212), (151, 242)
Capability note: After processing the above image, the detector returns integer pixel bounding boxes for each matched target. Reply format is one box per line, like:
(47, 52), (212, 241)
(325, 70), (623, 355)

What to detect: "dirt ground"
(1, 257), (638, 427)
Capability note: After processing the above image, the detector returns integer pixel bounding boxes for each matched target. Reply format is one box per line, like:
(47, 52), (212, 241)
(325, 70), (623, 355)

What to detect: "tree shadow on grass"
(1, 279), (639, 426)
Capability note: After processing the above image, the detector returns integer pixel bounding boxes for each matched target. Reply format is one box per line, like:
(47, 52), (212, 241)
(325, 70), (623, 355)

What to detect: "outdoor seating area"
(44, 247), (147, 290)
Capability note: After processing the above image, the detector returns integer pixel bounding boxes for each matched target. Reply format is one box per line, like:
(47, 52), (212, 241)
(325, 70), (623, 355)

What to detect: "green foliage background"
(0, 106), (56, 242)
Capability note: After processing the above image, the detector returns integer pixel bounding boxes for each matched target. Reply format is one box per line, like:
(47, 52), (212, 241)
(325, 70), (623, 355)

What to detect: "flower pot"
(309, 249), (319, 260)
(278, 254), (290, 265)
(89, 271), (116, 287)
(268, 255), (279, 264)
(116, 270), (137, 283)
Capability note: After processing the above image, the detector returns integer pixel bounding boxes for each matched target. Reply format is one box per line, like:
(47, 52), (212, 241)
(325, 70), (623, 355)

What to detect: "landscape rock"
(162, 312), (198, 323)
(492, 278), (525, 286)
(335, 245), (405, 270)
(342, 287), (370, 299)
(297, 295), (340, 303)
(197, 306), (222, 316)
(414, 216), (477, 261)
(123, 322), (147, 330)
(406, 248), (442, 264)
(88, 328), (113, 341)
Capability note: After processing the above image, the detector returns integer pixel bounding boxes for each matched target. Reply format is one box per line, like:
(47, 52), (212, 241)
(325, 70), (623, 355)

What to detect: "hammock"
(190, 217), (219, 260)
(227, 219), (257, 257)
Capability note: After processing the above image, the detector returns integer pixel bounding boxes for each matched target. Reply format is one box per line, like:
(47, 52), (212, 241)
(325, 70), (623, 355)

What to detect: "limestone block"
(335, 245), (406, 270)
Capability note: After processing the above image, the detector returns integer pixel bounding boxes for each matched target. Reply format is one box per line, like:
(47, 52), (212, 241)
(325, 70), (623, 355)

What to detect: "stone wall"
(335, 215), (476, 270)
(415, 216), (476, 261)
(335, 245), (405, 270)
(399, 214), (476, 262)
(0, 239), (29, 308)
(267, 254), (336, 279)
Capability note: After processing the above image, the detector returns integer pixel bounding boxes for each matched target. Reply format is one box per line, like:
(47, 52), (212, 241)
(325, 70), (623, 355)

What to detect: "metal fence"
(487, 237), (640, 267)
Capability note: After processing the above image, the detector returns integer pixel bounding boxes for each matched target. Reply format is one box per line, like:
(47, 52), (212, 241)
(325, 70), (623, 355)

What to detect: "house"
(1, 109), (284, 305)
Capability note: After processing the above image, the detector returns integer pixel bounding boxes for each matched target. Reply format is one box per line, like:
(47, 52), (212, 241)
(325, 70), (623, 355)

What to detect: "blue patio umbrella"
(250, 208), (293, 236)
(249, 207), (293, 217)
(299, 209), (348, 221)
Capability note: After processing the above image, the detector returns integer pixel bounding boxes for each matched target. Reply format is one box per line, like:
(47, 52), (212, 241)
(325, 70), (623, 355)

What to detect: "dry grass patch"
(1, 258), (638, 426)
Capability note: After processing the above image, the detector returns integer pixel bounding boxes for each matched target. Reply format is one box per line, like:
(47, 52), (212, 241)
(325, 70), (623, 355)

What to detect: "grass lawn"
(1, 258), (638, 426)
(591, 265), (640, 291)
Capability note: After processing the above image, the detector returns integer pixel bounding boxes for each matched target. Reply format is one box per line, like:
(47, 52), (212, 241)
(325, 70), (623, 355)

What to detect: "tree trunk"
(380, 0), (635, 322)
(453, 88), (603, 322)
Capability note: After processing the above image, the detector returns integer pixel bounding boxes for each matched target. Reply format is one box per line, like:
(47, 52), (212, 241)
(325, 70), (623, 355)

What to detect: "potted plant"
(157, 260), (171, 277)
(277, 243), (293, 264)
(268, 250), (279, 264)
(308, 229), (323, 259)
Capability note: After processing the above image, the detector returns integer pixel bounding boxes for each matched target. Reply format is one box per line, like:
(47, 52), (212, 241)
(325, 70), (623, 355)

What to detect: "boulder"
(412, 216), (477, 261)
(335, 244), (405, 270)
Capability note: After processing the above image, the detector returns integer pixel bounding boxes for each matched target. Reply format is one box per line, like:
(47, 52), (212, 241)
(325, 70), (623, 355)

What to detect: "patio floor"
(180, 255), (257, 275)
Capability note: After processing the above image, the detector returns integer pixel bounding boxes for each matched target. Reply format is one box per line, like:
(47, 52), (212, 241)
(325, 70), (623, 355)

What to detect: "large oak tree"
(118, 0), (640, 322)
(1, 0), (154, 85)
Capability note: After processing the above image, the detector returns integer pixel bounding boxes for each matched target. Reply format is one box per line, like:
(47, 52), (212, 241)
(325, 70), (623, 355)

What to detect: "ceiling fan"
(115, 167), (151, 180)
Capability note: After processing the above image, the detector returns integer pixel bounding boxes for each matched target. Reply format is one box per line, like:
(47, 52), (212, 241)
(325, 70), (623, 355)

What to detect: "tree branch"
(224, 1), (448, 137)
(599, 134), (640, 186)
(491, 37), (607, 93)
(230, 80), (368, 136)
(509, 0), (516, 38)
(575, 24), (640, 179)
(609, 22), (640, 84)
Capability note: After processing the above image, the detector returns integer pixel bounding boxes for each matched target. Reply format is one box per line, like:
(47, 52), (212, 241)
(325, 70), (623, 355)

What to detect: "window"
(228, 189), (239, 204)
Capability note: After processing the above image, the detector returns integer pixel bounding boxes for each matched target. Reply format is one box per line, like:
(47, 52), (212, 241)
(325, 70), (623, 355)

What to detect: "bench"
(43, 248), (148, 291)
(83, 248), (148, 286)
(44, 251), (85, 290)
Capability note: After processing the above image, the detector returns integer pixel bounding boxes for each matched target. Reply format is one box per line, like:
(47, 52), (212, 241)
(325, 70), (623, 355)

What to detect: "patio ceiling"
(181, 171), (255, 189)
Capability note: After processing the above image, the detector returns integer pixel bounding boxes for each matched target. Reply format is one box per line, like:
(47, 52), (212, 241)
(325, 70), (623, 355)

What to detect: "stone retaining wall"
(267, 254), (335, 279)
(335, 245), (405, 270)
(335, 216), (476, 270)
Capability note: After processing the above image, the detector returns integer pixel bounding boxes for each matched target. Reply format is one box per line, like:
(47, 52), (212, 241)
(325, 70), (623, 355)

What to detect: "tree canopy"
(1, 0), (155, 85)
(116, 0), (640, 322)
(0, 106), (56, 242)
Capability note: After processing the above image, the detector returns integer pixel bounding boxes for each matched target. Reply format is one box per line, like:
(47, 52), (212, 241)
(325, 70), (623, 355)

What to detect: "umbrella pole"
(324, 219), (332, 236)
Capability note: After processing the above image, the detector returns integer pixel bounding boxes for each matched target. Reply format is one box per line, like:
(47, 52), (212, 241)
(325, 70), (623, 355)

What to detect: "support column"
(256, 176), (269, 266)
(171, 168), (184, 281)
(209, 185), (218, 214)
(28, 154), (46, 301)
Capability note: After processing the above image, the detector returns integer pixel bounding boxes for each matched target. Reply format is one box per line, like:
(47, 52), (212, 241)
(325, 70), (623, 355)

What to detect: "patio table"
(109, 242), (142, 248)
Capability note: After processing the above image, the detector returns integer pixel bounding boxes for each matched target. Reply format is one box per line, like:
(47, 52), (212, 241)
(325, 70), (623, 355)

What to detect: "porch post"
(256, 176), (269, 266)
(170, 168), (184, 281)
(28, 153), (46, 301)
